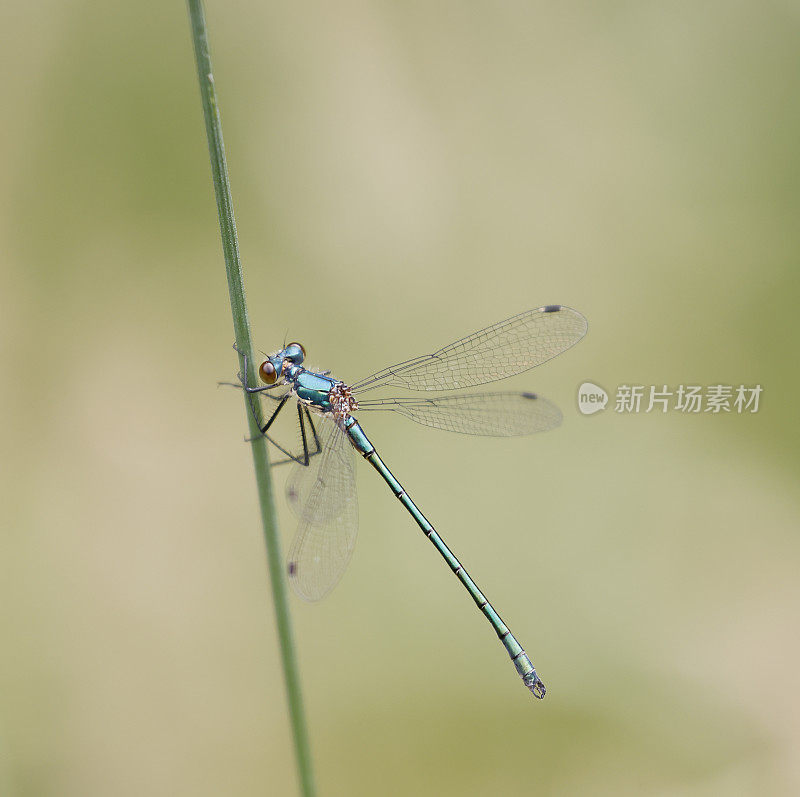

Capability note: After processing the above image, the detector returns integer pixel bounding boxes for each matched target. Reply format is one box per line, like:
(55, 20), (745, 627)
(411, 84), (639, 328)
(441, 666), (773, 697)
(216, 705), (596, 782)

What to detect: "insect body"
(237, 305), (588, 699)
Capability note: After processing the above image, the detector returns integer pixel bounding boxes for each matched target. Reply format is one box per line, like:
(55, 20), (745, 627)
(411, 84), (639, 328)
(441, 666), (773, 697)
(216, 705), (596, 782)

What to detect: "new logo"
(577, 382), (608, 415)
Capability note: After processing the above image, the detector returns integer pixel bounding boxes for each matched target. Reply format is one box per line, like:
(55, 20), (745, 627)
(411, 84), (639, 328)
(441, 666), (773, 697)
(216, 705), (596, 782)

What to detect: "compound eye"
(285, 342), (306, 364)
(259, 360), (278, 384)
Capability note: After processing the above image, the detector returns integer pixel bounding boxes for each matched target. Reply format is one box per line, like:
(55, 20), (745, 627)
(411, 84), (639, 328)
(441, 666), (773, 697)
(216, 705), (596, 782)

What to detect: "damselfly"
(231, 305), (587, 698)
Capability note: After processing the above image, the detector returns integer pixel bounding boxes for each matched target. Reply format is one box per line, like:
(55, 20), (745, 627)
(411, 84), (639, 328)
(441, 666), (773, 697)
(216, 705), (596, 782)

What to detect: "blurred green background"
(1, 1), (798, 795)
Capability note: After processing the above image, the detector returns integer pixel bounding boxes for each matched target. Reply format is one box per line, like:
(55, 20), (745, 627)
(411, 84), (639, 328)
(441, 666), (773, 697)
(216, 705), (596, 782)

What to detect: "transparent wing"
(286, 415), (348, 523)
(286, 418), (359, 601)
(350, 305), (587, 394)
(357, 392), (562, 436)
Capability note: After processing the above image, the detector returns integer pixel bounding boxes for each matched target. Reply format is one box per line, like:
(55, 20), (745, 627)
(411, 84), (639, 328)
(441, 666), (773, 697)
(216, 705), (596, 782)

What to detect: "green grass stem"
(186, 3), (316, 795)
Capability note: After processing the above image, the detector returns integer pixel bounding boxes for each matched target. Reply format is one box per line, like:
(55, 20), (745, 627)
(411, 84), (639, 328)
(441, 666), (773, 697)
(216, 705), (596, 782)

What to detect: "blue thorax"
(293, 369), (337, 412)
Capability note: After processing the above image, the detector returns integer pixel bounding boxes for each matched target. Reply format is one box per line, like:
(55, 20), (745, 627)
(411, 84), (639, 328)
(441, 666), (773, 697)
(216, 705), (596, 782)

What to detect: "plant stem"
(186, 3), (316, 795)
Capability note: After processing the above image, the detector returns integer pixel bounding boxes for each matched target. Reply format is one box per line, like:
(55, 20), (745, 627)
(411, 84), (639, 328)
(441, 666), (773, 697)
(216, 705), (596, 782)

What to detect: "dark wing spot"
(288, 562), (297, 576)
(542, 304), (562, 313)
(521, 392), (538, 400)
